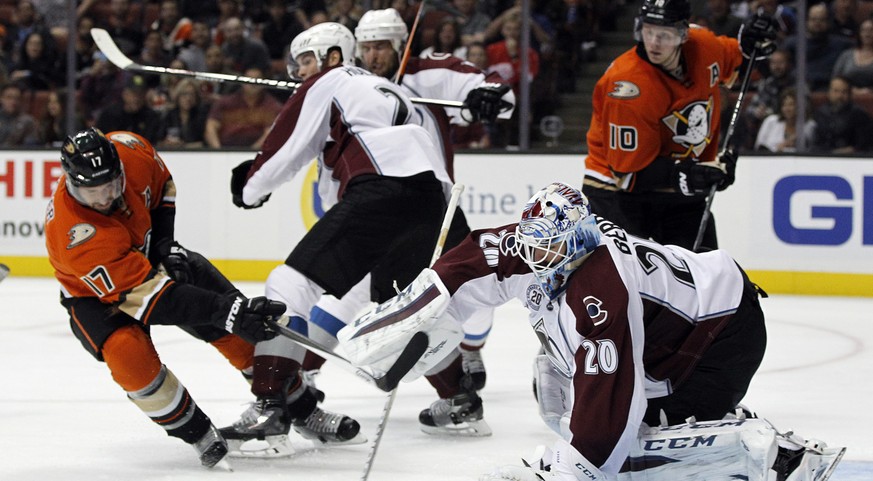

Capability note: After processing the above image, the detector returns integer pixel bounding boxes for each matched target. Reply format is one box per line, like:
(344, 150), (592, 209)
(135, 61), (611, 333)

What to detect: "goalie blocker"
(337, 268), (462, 383)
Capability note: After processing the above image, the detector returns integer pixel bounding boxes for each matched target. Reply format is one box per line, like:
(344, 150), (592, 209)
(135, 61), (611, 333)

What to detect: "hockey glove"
(230, 159), (270, 209)
(159, 241), (192, 284)
(738, 13), (778, 60)
(217, 296), (284, 344)
(671, 160), (727, 196)
(463, 83), (512, 123)
(716, 149), (737, 191)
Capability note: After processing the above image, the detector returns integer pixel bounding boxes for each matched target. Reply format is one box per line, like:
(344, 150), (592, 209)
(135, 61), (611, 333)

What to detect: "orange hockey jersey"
(585, 27), (743, 192)
(45, 132), (177, 317)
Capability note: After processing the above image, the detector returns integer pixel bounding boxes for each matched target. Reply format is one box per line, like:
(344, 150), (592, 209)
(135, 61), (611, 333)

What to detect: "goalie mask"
(515, 183), (601, 299)
(60, 128), (126, 215)
(354, 8), (408, 58)
(288, 22), (356, 80)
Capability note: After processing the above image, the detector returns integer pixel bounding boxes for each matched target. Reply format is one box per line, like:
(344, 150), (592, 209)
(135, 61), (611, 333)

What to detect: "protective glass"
(640, 24), (684, 48)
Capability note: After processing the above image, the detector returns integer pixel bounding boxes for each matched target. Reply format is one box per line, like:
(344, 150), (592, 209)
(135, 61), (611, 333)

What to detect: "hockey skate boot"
(288, 385), (367, 445)
(460, 349), (487, 391)
(419, 390), (492, 436)
(220, 396), (295, 458)
(192, 424), (230, 468)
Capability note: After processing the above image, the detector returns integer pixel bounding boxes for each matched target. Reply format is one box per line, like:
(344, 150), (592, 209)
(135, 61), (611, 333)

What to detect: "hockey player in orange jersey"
(44, 128), (284, 468)
(584, 0), (777, 251)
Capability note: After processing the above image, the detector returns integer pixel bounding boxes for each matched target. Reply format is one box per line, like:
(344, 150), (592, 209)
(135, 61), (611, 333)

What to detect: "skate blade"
(420, 419), (492, 437)
(226, 435), (295, 458)
(295, 430), (369, 445)
(811, 446), (846, 481)
(212, 457), (234, 472)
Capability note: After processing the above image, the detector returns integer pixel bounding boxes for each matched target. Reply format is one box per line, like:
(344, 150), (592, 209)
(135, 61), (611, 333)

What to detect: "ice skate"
(287, 384), (366, 444)
(419, 391), (492, 436)
(220, 396), (295, 458)
(193, 424), (232, 469)
(773, 431), (846, 481)
(460, 349), (486, 391)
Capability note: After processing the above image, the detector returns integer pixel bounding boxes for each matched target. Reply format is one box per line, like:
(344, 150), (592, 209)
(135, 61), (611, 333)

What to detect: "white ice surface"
(1, 277), (870, 480)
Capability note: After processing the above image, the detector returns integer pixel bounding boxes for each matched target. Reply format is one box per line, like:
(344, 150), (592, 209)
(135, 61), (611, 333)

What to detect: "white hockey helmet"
(515, 183), (601, 299)
(288, 22), (356, 80)
(354, 8), (408, 58)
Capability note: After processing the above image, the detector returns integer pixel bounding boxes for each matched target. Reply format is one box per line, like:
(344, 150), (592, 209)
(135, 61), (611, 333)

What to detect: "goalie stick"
(266, 316), (428, 393)
(90, 28), (464, 109)
(361, 183), (466, 481)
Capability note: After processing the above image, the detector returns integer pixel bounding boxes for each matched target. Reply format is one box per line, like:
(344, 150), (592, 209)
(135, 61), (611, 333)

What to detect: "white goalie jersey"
(241, 64), (452, 208)
(432, 216), (746, 474)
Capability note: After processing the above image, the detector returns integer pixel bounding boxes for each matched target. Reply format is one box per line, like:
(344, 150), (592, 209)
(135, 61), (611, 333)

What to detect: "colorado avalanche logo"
(661, 96), (714, 158)
(584, 295), (608, 326)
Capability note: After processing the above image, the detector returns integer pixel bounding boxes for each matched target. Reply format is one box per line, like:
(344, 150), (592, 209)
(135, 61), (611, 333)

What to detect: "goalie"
(338, 182), (845, 480)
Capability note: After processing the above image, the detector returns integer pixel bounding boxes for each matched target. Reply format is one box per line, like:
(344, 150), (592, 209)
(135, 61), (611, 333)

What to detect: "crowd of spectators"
(1, 0), (871, 152)
(0, 0), (621, 149)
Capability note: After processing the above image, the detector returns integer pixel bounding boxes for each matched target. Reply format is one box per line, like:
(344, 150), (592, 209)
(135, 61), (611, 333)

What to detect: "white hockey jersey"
(400, 55), (515, 178)
(242, 64), (451, 208)
(432, 216), (745, 474)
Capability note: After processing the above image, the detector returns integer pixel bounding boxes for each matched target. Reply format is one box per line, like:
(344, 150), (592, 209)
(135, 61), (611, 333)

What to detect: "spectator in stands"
(100, 0), (143, 57)
(137, 29), (173, 89)
(832, 18), (873, 94)
(203, 44), (236, 97)
(78, 51), (127, 123)
(466, 41), (489, 70)
(702, 0), (743, 37)
(96, 75), (165, 144)
(756, 0), (797, 40)
(9, 30), (62, 91)
(329, 0), (362, 32)
(38, 88), (84, 147)
(295, 0), (329, 28)
(160, 78), (210, 148)
(151, 0), (192, 54)
(453, 0), (491, 46)
(220, 17), (270, 74)
(754, 88), (816, 152)
(0, 82), (39, 146)
(483, 1), (553, 52)
(214, 0), (245, 42)
(811, 75), (873, 153)
(486, 17), (539, 94)
(420, 17), (467, 59)
(4, 1), (48, 60)
(177, 21), (212, 72)
(204, 66), (282, 149)
(554, 0), (599, 93)
(830, 0), (859, 41)
(259, 0), (305, 61)
(747, 49), (798, 132)
(74, 15), (98, 76)
(781, 3), (853, 92)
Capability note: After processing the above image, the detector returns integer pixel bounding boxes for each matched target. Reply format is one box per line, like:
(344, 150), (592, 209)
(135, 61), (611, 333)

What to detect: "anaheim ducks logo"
(109, 132), (145, 150)
(67, 223), (96, 249)
(607, 81), (640, 99)
(661, 96), (714, 158)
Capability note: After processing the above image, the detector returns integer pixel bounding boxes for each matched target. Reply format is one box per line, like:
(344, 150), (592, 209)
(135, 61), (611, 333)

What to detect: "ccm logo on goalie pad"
(348, 285), (442, 339)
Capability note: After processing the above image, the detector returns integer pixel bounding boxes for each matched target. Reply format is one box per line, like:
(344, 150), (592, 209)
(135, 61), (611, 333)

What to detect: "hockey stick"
(361, 183), (466, 481)
(395, 0), (426, 84)
(266, 316), (428, 393)
(90, 28), (464, 109)
(0, 263), (9, 283)
(692, 48), (758, 252)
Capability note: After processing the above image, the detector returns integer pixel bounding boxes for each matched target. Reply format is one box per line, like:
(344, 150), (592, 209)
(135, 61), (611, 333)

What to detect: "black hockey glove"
(217, 296), (285, 344)
(738, 13), (778, 60)
(159, 241), (192, 284)
(716, 149), (737, 192)
(671, 160), (728, 196)
(463, 83), (512, 123)
(231, 159), (270, 209)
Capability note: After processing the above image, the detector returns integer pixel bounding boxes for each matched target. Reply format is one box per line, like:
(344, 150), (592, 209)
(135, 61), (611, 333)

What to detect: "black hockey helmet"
(61, 128), (125, 213)
(61, 128), (122, 187)
(634, 0), (691, 43)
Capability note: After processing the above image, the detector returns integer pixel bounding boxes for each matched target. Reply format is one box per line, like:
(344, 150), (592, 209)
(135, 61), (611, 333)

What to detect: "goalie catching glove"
(462, 83), (513, 123)
(230, 159), (270, 209)
(214, 296), (285, 344)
